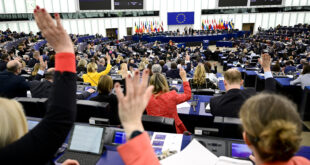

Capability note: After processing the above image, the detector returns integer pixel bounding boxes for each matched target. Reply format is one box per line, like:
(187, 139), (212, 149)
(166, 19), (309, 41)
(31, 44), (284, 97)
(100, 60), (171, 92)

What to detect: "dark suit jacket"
(29, 79), (91, 99)
(90, 93), (120, 125)
(166, 69), (180, 79)
(0, 71), (29, 98)
(210, 78), (276, 117)
(0, 60), (7, 72)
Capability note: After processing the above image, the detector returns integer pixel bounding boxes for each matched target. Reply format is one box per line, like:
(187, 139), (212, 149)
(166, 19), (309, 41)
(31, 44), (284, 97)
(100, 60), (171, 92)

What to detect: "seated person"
(0, 60), (29, 98)
(76, 58), (87, 75)
(97, 58), (106, 72)
(82, 54), (111, 86)
(204, 61), (219, 84)
(146, 68), (191, 134)
(284, 61), (297, 74)
(90, 75), (120, 125)
(290, 64), (310, 89)
(239, 93), (309, 165)
(210, 54), (276, 117)
(151, 64), (162, 74)
(115, 72), (310, 165)
(0, 7), (77, 164)
(189, 63), (216, 89)
(0, 54), (9, 72)
(166, 62), (180, 79)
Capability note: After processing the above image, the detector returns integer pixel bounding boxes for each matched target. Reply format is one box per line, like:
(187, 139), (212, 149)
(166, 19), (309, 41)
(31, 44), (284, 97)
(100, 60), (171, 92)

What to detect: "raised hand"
(259, 53), (271, 72)
(179, 67), (187, 82)
(114, 69), (154, 139)
(33, 6), (74, 54)
(39, 56), (47, 70)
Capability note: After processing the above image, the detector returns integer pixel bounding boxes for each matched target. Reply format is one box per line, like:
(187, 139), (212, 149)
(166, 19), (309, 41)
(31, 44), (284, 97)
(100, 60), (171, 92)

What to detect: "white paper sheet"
(160, 139), (253, 165)
(160, 139), (219, 165)
(177, 102), (191, 109)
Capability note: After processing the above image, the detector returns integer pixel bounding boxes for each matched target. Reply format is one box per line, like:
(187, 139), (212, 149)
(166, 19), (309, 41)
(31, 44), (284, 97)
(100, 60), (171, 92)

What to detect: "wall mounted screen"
(79, 0), (111, 10)
(167, 12), (194, 25)
(250, 0), (282, 6)
(218, 0), (248, 7)
(114, 0), (143, 9)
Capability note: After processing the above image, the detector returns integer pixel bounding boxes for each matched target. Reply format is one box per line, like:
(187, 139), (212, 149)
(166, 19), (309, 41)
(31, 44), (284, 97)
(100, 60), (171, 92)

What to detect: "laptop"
(56, 124), (105, 165)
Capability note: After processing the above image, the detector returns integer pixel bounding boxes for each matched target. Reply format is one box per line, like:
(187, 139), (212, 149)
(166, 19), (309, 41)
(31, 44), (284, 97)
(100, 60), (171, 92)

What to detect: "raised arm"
(175, 67), (192, 104)
(259, 53), (276, 92)
(115, 70), (159, 165)
(0, 7), (76, 164)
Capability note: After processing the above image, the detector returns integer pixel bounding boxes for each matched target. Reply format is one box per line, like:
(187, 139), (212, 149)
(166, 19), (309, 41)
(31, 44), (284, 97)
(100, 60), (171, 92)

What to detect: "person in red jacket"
(145, 67), (191, 133)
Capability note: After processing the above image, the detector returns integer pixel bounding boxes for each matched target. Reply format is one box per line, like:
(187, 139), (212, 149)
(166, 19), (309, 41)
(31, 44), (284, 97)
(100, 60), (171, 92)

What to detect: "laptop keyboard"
(57, 151), (101, 165)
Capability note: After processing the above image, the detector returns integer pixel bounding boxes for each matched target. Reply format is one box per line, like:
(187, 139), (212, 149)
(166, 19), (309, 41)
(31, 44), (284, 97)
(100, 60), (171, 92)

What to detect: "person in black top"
(91, 75), (120, 125)
(0, 7), (78, 165)
(0, 53), (9, 72)
(166, 62), (180, 79)
(210, 54), (276, 117)
(0, 60), (29, 98)
(27, 51), (40, 68)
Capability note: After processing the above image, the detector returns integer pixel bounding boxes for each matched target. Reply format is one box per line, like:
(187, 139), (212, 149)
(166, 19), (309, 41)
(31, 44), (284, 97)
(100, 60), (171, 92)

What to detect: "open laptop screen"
(69, 125), (104, 154)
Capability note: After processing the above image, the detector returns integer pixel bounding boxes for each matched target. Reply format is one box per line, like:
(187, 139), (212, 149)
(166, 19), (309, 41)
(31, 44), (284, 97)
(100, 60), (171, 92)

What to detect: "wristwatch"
(130, 130), (142, 139)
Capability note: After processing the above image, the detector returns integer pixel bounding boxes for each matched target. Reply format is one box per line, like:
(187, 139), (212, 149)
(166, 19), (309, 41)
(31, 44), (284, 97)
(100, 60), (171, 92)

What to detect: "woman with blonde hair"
(31, 63), (40, 77)
(189, 63), (207, 89)
(146, 68), (191, 133)
(82, 53), (111, 86)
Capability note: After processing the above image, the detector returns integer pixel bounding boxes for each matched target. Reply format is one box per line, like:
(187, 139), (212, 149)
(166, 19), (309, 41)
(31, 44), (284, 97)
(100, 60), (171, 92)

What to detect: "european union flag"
(167, 12), (195, 25)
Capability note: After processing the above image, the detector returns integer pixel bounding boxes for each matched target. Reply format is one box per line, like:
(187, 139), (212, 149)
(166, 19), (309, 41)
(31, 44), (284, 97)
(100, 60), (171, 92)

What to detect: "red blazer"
(146, 81), (191, 133)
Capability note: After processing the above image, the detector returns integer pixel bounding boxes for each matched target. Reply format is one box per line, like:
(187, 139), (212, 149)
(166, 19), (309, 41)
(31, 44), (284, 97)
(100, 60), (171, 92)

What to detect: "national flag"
(202, 20), (204, 30)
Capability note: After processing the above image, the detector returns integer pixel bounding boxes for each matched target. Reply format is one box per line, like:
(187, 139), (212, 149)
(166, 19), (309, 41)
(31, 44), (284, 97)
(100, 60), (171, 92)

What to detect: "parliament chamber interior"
(1, 0), (310, 164)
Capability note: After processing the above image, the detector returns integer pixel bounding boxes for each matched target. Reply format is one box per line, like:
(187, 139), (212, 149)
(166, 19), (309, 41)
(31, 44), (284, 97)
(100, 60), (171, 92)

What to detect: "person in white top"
(290, 63), (310, 89)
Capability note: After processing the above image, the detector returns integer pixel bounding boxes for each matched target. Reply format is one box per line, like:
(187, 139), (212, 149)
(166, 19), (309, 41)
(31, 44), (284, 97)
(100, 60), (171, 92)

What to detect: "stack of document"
(160, 139), (253, 165)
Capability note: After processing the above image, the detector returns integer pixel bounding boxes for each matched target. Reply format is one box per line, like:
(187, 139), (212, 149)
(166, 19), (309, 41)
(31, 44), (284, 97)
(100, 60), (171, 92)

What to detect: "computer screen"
(79, 0), (112, 10)
(250, 0), (282, 6)
(69, 125), (104, 154)
(231, 143), (252, 158)
(218, 0), (248, 7)
(113, 131), (127, 144)
(114, 0), (143, 9)
(27, 120), (39, 130)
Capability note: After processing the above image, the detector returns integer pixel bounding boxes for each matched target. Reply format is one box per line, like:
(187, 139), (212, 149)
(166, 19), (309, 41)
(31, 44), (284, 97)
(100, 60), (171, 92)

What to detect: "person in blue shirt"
(284, 61), (297, 74)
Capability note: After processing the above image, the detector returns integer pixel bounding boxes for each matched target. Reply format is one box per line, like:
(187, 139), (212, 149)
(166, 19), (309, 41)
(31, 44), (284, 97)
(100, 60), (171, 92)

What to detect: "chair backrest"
(15, 97), (48, 118)
(76, 100), (110, 123)
(142, 115), (176, 133)
(213, 116), (243, 139)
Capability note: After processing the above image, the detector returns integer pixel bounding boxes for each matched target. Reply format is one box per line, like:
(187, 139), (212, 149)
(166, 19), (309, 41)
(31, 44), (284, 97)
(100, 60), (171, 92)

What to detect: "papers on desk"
(177, 102), (191, 109)
(205, 103), (211, 110)
(151, 132), (183, 156)
(177, 102), (191, 114)
(160, 139), (252, 165)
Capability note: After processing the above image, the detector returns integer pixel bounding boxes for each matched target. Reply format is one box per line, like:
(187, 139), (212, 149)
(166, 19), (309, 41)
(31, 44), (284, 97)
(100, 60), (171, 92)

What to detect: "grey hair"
(152, 64), (162, 74)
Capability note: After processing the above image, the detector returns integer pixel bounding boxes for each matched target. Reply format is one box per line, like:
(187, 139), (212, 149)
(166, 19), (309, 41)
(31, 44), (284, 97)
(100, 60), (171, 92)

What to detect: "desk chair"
(214, 116), (243, 139)
(15, 97), (48, 118)
(142, 115), (176, 133)
(76, 100), (110, 123)
(191, 89), (215, 96)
